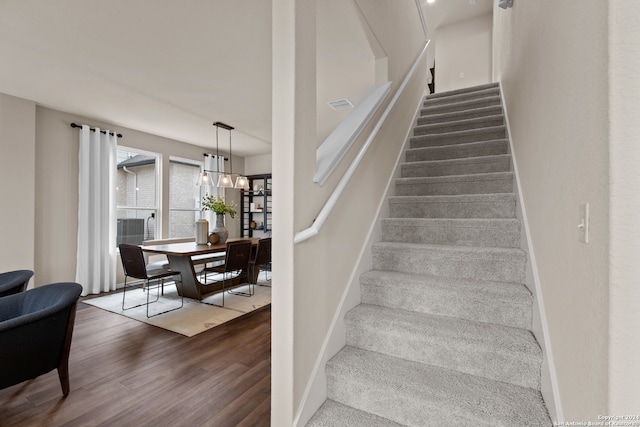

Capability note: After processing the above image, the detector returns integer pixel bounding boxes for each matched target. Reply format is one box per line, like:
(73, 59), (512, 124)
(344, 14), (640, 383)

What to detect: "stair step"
(424, 86), (500, 107)
(360, 270), (532, 329)
(372, 242), (526, 283)
(307, 400), (403, 427)
(410, 125), (507, 149)
(406, 139), (508, 162)
(345, 304), (542, 389)
(388, 193), (517, 219)
(424, 82), (499, 100)
(326, 346), (551, 426)
(417, 105), (503, 126)
(395, 172), (514, 196)
(421, 95), (502, 116)
(414, 115), (504, 136)
(381, 218), (520, 247)
(401, 155), (511, 178)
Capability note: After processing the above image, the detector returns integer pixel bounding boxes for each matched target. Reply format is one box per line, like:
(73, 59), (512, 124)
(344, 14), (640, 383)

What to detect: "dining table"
(141, 238), (259, 300)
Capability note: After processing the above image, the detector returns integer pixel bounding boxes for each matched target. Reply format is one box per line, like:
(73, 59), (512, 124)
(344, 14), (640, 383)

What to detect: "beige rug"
(83, 280), (271, 337)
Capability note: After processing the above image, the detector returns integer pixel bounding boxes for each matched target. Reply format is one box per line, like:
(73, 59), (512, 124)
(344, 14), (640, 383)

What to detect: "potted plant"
(202, 195), (237, 243)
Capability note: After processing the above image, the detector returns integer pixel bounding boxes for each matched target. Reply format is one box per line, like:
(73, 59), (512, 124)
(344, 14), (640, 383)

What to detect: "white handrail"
(294, 38), (431, 244)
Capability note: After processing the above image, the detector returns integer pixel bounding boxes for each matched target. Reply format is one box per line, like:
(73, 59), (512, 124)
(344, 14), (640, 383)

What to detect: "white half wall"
(316, 0), (377, 144)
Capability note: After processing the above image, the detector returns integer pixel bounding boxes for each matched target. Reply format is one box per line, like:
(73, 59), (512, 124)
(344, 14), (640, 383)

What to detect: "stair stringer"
(499, 80), (563, 422)
(292, 92), (427, 427)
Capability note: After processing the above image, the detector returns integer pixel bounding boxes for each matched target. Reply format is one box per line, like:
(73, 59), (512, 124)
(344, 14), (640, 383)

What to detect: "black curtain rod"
(70, 123), (123, 138)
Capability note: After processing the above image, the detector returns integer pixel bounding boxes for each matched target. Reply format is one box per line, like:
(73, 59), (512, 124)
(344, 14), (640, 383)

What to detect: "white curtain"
(76, 125), (117, 296)
(201, 154), (225, 225)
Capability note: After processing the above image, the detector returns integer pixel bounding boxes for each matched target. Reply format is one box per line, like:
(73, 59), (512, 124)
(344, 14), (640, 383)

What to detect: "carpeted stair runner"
(307, 82), (552, 426)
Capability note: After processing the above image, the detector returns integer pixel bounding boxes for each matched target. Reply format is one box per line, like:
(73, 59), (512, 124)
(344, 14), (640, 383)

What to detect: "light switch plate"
(578, 203), (590, 244)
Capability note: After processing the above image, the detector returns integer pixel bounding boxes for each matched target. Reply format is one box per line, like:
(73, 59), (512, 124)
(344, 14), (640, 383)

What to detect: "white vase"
(212, 214), (228, 244)
(195, 219), (209, 244)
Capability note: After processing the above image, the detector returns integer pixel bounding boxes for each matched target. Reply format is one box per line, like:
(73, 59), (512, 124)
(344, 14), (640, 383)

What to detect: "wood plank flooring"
(0, 300), (271, 427)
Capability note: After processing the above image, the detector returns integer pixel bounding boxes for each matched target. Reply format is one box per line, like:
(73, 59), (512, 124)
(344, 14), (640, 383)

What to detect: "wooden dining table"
(141, 238), (259, 300)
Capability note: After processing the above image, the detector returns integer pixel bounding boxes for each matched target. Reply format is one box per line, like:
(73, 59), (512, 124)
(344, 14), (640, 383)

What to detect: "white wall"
(245, 154), (272, 175)
(27, 105), (237, 287)
(316, 0), (376, 143)
(609, 0), (640, 414)
(493, 1), (609, 421)
(435, 13), (492, 93)
(0, 94), (36, 275)
(271, 0), (427, 424)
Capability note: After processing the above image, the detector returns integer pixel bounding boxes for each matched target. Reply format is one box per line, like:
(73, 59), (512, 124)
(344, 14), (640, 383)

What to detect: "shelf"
(241, 173), (272, 239)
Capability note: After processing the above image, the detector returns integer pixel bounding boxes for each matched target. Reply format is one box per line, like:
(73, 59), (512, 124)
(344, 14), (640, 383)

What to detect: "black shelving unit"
(240, 174), (272, 238)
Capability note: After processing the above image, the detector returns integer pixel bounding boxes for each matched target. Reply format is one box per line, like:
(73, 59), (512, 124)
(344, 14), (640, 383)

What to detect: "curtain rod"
(70, 123), (123, 138)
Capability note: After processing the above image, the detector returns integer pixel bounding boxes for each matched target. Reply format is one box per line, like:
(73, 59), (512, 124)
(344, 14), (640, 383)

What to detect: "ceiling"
(0, 0), (491, 157)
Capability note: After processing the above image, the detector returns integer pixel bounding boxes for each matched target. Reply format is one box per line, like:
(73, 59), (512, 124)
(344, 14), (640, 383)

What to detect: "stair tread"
(414, 114), (504, 134)
(396, 171), (513, 184)
(421, 95), (502, 115)
(406, 138), (508, 153)
(381, 217), (520, 227)
(424, 82), (499, 100)
(424, 87), (500, 106)
(418, 105), (503, 123)
(327, 346), (551, 426)
(373, 241), (525, 256)
(361, 270), (531, 299)
(410, 125), (506, 142)
(346, 304), (541, 389)
(347, 304), (541, 359)
(388, 193), (517, 204)
(307, 400), (403, 427)
(360, 270), (532, 330)
(402, 154), (511, 168)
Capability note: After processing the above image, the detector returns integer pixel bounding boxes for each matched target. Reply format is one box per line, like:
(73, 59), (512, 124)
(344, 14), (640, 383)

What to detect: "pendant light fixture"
(196, 169), (213, 186)
(211, 121), (249, 190)
(214, 122), (234, 188)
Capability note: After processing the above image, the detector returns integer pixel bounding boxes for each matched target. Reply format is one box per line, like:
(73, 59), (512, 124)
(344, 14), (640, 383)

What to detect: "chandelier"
(196, 122), (249, 190)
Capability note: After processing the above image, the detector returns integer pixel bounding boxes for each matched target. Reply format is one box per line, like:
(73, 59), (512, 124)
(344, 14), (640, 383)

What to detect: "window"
(168, 157), (203, 238)
(116, 147), (159, 245)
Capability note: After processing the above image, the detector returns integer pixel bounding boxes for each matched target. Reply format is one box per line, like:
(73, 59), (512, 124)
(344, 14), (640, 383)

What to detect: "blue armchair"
(0, 270), (34, 297)
(0, 282), (82, 395)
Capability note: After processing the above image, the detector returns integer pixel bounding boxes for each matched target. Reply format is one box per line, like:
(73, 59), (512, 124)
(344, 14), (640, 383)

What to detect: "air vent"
(328, 99), (354, 111)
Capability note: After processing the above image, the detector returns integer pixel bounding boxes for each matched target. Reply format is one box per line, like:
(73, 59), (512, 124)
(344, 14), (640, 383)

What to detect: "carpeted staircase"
(307, 83), (552, 426)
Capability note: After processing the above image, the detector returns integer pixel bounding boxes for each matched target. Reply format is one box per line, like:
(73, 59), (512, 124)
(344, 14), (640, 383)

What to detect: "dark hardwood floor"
(0, 300), (271, 427)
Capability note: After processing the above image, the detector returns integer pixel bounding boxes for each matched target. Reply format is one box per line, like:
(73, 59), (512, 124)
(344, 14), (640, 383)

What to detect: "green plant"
(202, 195), (237, 219)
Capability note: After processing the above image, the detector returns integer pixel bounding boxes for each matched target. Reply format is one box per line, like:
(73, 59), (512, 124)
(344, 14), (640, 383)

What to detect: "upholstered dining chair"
(200, 240), (252, 306)
(0, 282), (82, 396)
(249, 237), (271, 286)
(0, 269), (34, 297)
(119, 244), (183, 318)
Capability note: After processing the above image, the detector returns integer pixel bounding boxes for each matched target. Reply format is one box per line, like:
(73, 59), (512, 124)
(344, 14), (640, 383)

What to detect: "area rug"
(82, 281), (271, 337)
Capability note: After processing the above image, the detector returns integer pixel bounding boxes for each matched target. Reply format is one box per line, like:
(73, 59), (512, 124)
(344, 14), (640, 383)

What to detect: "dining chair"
(0, 269), (34, 297)
(119, 244), (183, 318)
(200, 240), (252, 306)
(249, 237), (271, 286)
